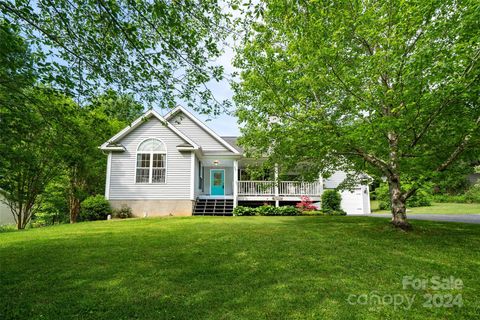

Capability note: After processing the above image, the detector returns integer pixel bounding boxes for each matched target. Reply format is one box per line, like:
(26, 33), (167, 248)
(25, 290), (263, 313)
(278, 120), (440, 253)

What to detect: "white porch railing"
(237, 181), (321, 197)
(237, 181), (275, 196)
(279, 181), (322, 196)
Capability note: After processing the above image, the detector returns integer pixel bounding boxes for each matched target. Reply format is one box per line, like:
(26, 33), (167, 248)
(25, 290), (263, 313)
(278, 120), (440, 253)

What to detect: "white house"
(0, 194), (16, 225)
(101, 107), (371, 216)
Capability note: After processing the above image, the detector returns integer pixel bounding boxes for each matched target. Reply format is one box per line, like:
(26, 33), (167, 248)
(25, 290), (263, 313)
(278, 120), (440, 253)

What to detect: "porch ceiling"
(201, 157), (236, 167)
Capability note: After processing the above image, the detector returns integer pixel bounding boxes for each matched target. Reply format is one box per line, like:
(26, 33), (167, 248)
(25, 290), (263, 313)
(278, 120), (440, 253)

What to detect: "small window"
(136, 138), (166, 183)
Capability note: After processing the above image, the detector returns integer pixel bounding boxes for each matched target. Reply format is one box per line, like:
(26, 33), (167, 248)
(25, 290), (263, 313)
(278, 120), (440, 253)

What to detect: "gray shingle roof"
(220, 136), (243, 153)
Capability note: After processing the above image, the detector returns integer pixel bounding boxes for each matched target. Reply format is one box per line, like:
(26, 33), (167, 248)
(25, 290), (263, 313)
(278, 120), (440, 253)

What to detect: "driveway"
(364, 214), (480, 224)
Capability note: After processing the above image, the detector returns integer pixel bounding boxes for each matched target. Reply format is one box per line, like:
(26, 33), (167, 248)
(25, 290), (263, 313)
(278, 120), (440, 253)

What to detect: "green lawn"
(1, 217), (479, 319)
(371, 201), (480, 214)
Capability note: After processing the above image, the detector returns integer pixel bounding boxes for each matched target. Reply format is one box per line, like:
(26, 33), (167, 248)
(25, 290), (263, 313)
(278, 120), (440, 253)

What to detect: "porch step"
(193, 198), (234, 216)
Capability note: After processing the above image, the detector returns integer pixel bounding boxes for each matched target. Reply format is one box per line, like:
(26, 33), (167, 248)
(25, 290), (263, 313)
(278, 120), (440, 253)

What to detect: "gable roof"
(164, 106), (241, 154)
(100, 109), (199, 151)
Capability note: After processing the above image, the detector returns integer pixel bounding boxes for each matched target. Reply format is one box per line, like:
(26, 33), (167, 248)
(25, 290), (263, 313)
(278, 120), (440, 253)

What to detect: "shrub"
(257, 205), (278, 216)
(295, 196), (316, 211)
(433, 194), (466, 203)
(233, 205), (299, 216)
(34, 175), (70, 226)
(464, 183), (480, 203)
(80, 195), (112, 221)
(407, 188), (432, 207)
(113, 205), (133, 219)
(299, 210), (325, 216)
(232, 206), (256, 216)
(322, 209), (347, 216)
(321, 190), (342, 211)
(277, 206), (299, 216)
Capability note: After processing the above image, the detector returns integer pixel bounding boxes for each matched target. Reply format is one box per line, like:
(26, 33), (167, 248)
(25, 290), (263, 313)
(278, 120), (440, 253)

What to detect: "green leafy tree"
(233, 1), (480, 229)
(0, 86), (76, 229)
(34, 175), (70, 226)
(63, 104), (126, 223)
(0, 0), (231, 113)
(88, 89), (144, 123)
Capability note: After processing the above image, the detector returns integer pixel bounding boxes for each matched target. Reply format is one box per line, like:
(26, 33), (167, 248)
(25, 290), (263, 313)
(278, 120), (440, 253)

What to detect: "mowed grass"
(371, 200), (480, 214)
(1, 217), (480, 319)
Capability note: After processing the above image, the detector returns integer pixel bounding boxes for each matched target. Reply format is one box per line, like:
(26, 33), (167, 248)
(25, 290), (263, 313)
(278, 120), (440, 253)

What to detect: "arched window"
(136, 138), (167, 183)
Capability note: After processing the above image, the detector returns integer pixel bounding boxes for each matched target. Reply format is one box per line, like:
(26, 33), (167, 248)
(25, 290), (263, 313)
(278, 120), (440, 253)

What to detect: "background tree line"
(0, 20), (143, 229)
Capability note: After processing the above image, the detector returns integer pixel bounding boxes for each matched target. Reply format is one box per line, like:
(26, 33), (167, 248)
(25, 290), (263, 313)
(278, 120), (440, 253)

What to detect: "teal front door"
(210, 169), (225, 196)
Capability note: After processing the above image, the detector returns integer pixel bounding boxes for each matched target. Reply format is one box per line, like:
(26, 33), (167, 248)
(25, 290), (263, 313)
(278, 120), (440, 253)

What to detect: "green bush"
(432, 184), (480, 203)
(321, 190), (342, 211)
(376, 183), (432, 209)
(464, 183), (480, 203)
(322, 209), (347, 216)
(299, 210), (325, 216)
(34, 175), (70, 226)
(80, 195), (112, 221)
(232, 206), (256, 216)
(112, 205), (133, 219)
(277, 206), (299, 216)
(233, 205), (299, 216)
(256, 205), (278, 216)
(433, 194), (466, 203)
(407, 188), (432, 207)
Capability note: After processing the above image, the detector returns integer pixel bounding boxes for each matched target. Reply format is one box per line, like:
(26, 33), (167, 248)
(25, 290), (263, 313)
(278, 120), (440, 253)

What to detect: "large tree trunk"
(388, 176), (412, 230)
(17, 218), (25, 230)
(68, 166), (82, 223)
(69, 195), (80, 223)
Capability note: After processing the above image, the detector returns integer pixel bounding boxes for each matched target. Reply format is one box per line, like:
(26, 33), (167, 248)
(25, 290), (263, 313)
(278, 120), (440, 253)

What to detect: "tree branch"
(437, 115), (480, 172)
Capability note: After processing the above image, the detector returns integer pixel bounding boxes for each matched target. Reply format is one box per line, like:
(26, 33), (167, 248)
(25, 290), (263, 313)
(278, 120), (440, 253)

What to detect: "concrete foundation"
(109, 199), (194, 217)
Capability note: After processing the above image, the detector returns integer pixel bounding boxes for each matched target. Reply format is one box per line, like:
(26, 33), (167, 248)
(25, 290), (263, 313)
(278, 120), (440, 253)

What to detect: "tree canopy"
(233, 0), (480, 228)
(0, 0), (232, 113)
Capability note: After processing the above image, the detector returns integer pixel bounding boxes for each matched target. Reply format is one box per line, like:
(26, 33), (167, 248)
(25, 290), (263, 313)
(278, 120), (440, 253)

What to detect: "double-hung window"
(136, 138), (166, 183)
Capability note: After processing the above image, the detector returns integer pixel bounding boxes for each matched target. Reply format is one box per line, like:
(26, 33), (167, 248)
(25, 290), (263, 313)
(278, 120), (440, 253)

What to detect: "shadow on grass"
(1, 217), (479, 319)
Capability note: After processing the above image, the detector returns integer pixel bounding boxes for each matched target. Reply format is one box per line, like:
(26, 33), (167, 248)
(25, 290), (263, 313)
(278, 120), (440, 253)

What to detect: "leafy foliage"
(0, 0), (232, 112)
(33, 175), (70, 227)
(465, 183), (480, 203)
(80, 195), (112, 221)
(87, 89), (144, 123)
(112, 205), (133, 219)
(295, 196), (316, 211)
(233, 205), (299, 216)
(321, 190), (343, 212)
(276, 206), (300, 216)
(0, 20), (84, 229)
(233, 0), (480, 227)
(256, 205), (278, 216)
(232, 206), (256, 216)
(376, 183), (432, 210)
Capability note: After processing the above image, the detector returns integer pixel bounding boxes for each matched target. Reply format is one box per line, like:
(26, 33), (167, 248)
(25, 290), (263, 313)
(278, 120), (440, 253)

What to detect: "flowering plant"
(296, 195), (316, 211)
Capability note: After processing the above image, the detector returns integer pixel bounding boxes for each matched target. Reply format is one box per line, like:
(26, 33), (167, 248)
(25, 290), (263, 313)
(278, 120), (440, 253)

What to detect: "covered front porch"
(196, 156), (323, 206)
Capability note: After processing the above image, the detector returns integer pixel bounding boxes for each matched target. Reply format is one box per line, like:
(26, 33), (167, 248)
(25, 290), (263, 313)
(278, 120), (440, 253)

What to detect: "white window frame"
(135, 138), (167, 184)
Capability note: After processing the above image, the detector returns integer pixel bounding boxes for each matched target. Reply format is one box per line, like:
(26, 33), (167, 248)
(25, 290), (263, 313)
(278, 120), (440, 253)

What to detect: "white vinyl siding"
(108, 118), (191, 200)
(169, 112), (230, 152)
(323, 171), (348, 189)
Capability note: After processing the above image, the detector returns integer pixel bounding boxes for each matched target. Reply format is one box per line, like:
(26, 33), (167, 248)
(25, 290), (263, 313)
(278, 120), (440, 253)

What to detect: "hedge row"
(233, 205), (299, 216)
(233, 205), (346, 216)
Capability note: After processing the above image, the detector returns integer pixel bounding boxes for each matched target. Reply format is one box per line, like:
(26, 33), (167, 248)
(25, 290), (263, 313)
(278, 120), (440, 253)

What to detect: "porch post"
(233, 160), (238, 207)
(190, 152), (195, 201)
(319, 173), (324, 195)
(274, 163), (279, 207)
